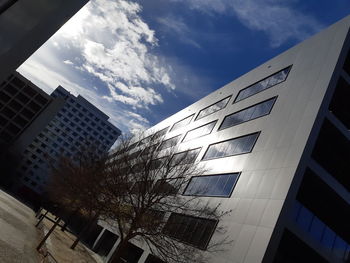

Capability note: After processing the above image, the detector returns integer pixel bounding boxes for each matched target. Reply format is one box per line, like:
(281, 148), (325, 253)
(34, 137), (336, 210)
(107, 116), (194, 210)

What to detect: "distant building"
(0, 0), (89, 83)
(0, 72), (63, 150)
(0, 72), (63, 189)
(16, 85), (121, 201)
(93, 15), (350, 263)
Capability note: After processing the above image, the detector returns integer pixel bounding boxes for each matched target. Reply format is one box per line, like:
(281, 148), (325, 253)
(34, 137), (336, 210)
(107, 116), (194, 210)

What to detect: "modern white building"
(93, 14), (350, 263)
(0, 0), (89, 83)
(16, 85), (121, 203)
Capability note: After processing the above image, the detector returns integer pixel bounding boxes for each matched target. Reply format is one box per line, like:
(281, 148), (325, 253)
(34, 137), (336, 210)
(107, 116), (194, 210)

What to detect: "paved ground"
(0, 189), (103, 263)
(40, 215), (103, 263)
(0, 189), (40, 263)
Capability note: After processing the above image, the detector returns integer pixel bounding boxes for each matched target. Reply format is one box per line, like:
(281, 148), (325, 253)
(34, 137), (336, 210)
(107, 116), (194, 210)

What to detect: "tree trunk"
(37, 217), (61, 251)
(108, 240), (129, 263)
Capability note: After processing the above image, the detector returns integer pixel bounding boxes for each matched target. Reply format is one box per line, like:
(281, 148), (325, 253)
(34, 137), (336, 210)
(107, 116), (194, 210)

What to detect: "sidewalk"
(39, 215), (103, 263)
(0, 189), (103, 263)
(0, 189), (41, 263)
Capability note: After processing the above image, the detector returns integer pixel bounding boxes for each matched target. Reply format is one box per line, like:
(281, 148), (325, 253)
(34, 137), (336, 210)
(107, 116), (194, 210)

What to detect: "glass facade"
(163, 213), (217, 249)
(219, 97), (277, 130)
(293, 201), (350, 262)
(234, 66), (291, 102)
(196, 96), (231, 120)
(183, 173), (239, 197)
(182, 120), (217, 142)
(202, 132), (259, 160)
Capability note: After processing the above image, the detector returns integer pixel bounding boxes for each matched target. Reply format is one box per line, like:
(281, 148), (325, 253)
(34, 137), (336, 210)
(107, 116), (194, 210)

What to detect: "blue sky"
(18, 0), (350, 135)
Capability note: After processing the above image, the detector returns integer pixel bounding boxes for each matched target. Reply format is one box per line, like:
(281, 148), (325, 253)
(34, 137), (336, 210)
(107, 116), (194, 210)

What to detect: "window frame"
(182, 172), (241, 198)
(170, 114), (195, 132)
(195, 96), (231, 121)
(158, 134), (182, 151)
(202, 131), (260, 161)
(171, 147), (202, 166)
(233, 66), (291, 103)
(219, 96), (277, 131)
(182, 120), (218, 143)
(163, 212), (218, 250)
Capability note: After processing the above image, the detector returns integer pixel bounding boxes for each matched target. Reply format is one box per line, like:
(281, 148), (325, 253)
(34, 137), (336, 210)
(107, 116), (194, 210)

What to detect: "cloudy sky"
(18, 0), (350, 135)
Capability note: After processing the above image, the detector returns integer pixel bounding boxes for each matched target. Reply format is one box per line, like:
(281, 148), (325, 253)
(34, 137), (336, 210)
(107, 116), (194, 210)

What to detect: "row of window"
(168, 66), (290, 132)
(127, 130), (260, 168)
(132, 96), (269, 157)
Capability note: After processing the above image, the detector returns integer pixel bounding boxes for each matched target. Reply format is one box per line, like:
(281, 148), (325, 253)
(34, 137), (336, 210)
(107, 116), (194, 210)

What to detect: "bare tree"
(43, 143), (109, 249)
(99, 133), (231, 263)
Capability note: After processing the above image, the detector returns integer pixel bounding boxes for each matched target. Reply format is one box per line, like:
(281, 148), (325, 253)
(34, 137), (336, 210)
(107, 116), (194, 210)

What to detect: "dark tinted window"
(184, 173), (239, 197)
(163, 213), (217, 249)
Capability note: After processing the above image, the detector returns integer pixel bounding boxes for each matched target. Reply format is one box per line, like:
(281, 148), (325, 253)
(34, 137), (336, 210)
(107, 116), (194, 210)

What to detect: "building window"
(196, 96), (231, 121)
(170, 114), (194, 132)
(219, 97), (277, 130)
(163, 213), (217, 250)
(128, 142), (138, 151)
(182, 120), (217, 142)
(152, 127), (169, 140)
(158, 135), (182, 151)
(171, 148), (201, 165)
(234, 66), (291, 102)
(183, 173), (239, 197)
(202, 132), (260, 160)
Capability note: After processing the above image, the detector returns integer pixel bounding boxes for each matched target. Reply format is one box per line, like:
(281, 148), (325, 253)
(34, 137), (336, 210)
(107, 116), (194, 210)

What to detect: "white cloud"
(18, 0), (179, 135)
(170, 0), (323, 47)
(53, 0), (175, 108)
(157, 16), (201, 49)
(18, 58), (149, 135)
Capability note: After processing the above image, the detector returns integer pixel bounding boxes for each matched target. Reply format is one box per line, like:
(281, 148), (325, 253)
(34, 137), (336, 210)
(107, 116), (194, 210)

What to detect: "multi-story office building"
(0, 72), (64, 150)
(0, 72), (64, 189)
(16, 86), (121, 202)
(0, 0), (89, 83)
(94, 15), (350, 263)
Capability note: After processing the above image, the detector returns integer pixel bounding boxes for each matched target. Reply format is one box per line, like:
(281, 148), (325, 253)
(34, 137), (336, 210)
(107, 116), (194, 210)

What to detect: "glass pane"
(309, 216), (325, 241)
(241, 107), (255, 122)
(296, 206), (313, 231)
(223, 174), (238, 196)
(170, 114), (194, 132)
(203, 133), (259, 160)
(214, 175), (229, 196)
(332, 236), (347, 259)
(199, 220), (216, 249)
(223, 139), (238, 156)
(197, 97), (230, 120)
(235, 67), (290, 102)
(183, 121), (216, 142)
(235, 134), (256, 154)
(321, 227), (336, 249)
(220, 97), (276, 130)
